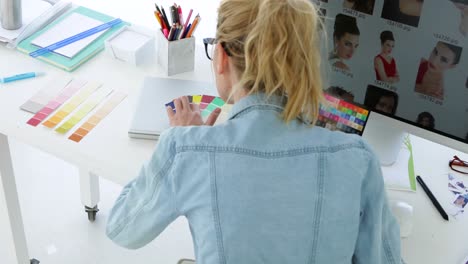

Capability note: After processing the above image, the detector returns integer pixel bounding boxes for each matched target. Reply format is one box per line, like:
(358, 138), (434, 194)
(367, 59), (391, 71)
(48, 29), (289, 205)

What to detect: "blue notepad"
(17, 6), (128, 72)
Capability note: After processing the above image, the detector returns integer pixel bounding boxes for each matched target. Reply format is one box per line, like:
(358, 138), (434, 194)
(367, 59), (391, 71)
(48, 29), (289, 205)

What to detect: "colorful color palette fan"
(316, 94), (369, 135)
(165, 94), (226, 119)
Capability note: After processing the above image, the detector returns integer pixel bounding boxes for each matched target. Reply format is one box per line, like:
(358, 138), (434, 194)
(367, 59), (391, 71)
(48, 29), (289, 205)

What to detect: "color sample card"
(69, 92), (127, 142)
(316, 93), (369, 135)
(42, 81), (102, 128)
(166, 95), (223, 111)
(201, 96), (225, 118)
(20, 76), (72, 113)
(56, 87), (113, 134)
(213, 103), (233, 126)
(26, 79), (87, 127)
(199, 95), (216, 110)
(165, 94), (226, 122)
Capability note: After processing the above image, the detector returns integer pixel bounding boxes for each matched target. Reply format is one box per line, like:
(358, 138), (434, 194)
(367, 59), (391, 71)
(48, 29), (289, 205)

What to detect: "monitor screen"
(316, 0), (468, 143)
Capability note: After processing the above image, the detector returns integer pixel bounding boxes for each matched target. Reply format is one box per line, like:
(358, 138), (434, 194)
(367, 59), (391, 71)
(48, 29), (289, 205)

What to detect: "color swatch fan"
(165, 94), (227, 121)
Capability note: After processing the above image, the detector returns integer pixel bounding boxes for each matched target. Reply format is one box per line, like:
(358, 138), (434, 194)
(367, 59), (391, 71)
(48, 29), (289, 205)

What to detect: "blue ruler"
(29, 18), (123, 58)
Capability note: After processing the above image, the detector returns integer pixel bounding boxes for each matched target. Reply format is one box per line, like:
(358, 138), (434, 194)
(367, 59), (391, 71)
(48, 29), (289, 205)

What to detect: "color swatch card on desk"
(56, 86), (113, 134)
(20, 76), (73, 113)
(69, 92), (127, 142)
(26, 79), (87, 126)
(42, 81), (102, 128)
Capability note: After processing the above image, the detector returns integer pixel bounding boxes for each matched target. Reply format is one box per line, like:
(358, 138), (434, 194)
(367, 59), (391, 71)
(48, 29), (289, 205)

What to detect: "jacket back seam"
(308, 152), (325, 263)
(210, 152), (227, 264)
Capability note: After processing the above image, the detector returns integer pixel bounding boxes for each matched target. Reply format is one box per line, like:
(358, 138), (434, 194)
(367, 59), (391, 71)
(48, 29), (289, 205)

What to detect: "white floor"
(9, 138), (193, 264)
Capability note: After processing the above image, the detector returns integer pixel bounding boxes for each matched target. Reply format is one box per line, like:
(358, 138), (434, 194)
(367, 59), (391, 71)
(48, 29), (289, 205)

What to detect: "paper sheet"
(30, 12), (107, 58)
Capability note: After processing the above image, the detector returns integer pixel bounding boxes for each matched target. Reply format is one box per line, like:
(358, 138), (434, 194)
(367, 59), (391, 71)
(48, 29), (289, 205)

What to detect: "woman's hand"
(166, 96), (221, 127)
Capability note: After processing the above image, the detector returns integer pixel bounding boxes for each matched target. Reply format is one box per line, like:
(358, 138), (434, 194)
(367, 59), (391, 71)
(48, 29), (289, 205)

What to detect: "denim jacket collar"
(227, 93), (287, 120)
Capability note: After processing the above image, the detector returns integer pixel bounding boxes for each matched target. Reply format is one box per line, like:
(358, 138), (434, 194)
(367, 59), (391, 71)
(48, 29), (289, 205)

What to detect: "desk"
(0, 0), (467, 263)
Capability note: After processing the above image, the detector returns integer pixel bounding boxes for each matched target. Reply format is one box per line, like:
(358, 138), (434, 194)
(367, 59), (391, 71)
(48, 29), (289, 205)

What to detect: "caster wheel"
(30, 258), (40, 264)
(84, 205), (99, 222)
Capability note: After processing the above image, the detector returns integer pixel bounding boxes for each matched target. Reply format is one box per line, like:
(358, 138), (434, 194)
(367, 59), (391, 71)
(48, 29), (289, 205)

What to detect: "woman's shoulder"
(311, 128), (372, 154)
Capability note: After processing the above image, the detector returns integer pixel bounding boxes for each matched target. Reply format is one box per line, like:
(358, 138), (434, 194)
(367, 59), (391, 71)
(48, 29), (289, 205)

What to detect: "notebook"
(17, 6), (127, 71)
(30, 12), (108, 58)
(128, 77), (217, 140)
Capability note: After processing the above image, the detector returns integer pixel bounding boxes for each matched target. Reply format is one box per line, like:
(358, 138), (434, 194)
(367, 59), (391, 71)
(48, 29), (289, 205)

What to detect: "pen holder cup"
(156, 30), (195, 76)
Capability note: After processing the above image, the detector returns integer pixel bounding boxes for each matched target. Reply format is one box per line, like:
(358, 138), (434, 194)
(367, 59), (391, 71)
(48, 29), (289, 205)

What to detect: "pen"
(0, 72), (45, 83)
(178, 6), (184, 25)
(155, 4), (162, 15)
(170, 5), (177, 24)
(161, 7), (171, 31)
(416, 175), (449, 221)
(168, 26), (175, 41)
(182, 23), (191, 39)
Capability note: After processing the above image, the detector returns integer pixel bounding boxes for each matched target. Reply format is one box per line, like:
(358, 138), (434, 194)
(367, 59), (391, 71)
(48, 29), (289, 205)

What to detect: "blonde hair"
(216, 0), (324, 124)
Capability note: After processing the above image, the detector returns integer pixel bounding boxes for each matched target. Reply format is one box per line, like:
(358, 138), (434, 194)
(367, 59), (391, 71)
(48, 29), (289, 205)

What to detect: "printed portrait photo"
(343, 0), (375, 15)
(414, 41), (463, 100)
(325, 86), (355, 102)
(415, 111), (435, 129)
(449, 0), (468, 37)
(374, 31), (400, 84)
(381, 0), (424, 27)
(364, 85), (399, 115)
(329, 14), (360, 73)
(453, 194), (468, 208)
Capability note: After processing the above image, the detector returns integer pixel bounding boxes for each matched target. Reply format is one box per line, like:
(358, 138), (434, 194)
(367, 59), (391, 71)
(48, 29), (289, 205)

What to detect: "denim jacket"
(106, 93), (402, 264)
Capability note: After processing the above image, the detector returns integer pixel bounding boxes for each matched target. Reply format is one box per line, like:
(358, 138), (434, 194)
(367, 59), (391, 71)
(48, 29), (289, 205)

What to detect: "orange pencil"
(153, 11), (162, 28)
(157, 12), (167, 30)
(186, 15), (200, 38)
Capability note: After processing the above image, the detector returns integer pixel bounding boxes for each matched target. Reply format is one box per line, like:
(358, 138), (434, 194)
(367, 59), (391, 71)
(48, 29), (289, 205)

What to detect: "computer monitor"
(318, 0), (468, 164)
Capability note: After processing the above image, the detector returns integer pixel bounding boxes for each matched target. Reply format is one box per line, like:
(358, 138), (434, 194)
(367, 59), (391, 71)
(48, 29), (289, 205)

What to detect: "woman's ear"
(215, 43), (228, 75)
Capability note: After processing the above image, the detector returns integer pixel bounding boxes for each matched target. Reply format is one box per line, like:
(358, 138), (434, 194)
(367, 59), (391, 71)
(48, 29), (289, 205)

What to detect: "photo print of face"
(414, 41), (463, 100)
(329, 14), (360, 73)
(364, 85), (399, 115)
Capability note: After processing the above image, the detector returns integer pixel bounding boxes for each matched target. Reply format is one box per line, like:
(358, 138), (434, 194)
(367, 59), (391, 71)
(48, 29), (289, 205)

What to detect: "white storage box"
(105, 25), (155, 66)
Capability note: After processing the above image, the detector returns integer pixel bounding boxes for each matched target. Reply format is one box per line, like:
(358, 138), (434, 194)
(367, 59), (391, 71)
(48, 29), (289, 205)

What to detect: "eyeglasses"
(203, 37), (231, 61)
(449, 156), (468, 174)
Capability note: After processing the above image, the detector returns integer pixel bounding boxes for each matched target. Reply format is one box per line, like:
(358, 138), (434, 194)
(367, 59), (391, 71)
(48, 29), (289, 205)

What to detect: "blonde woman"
(106, 0), (402, 263)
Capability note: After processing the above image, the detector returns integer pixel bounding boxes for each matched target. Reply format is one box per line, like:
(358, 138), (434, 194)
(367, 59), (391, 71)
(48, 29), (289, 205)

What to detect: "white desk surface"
(1, 0), (468, 263)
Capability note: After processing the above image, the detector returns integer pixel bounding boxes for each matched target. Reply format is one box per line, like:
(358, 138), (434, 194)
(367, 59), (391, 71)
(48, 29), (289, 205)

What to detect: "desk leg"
(0, 134), (31, 264)
(79, 169), (100, 222)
